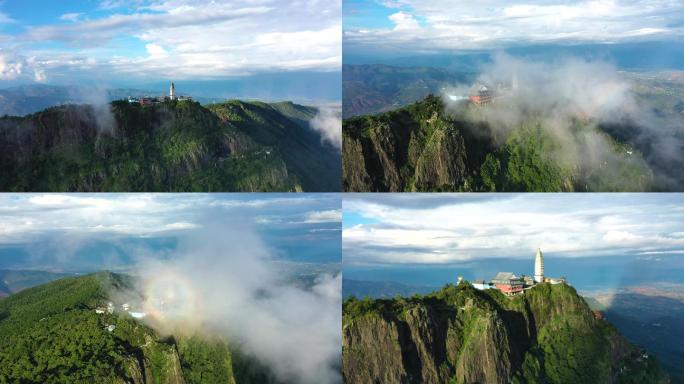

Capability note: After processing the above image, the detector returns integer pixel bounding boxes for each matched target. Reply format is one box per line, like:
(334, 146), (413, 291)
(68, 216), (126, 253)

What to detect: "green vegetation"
(208, 100), (340, 192)
(343, 95), (653, 192)
(342, 282), (669, 384)
(0, 272), (281, 383)
(0, 99), (339, 192)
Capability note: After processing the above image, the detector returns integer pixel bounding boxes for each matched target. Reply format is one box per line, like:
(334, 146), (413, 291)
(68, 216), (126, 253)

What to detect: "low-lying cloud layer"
(441, 54), (684, 190)
(343, 194), (684, 265)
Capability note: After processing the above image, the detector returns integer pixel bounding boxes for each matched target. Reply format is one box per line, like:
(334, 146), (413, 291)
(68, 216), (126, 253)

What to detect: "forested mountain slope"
(0, 272), (280, 384)
(0, 100), (339, 192)
(343, 282), (669, 384)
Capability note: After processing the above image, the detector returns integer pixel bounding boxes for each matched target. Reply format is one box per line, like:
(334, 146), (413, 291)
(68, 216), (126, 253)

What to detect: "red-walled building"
(469, 84), (493, 106)
(491, 272), (525, 296)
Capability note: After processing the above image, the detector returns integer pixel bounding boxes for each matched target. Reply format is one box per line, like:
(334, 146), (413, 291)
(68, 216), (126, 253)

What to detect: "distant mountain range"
(345, 42), (684, 71)
(0, 71), (341, 117)
(0, 84), (191, 117)
(0, 270), (75, 298)
(343, 282), (670, 383)
(0, 99), (340, 191)
(343, 278), (437, 299)
(342, 64), (475, 118)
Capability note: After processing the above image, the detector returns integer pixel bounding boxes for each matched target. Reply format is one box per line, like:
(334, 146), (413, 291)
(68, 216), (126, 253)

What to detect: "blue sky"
(0, 0), (341, 86)
(344, 0), (684, 57)
(343, 193), (684, 266)
(0, 193), (341, 270)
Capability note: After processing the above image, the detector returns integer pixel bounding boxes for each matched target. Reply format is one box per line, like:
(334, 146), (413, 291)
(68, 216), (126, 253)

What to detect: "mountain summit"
(343, 282), (669, 384)
(0, 99), (340, 192)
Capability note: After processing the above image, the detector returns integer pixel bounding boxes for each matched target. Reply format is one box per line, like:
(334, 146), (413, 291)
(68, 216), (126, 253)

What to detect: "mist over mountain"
(343, 56), (684, 192)
(0, 272), (289, 383)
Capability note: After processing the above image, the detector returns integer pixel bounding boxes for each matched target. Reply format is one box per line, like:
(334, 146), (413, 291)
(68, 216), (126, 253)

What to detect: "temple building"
(491, 272), (525, 296)
(469, 248), (567, 295)
(126, 82), (192, 106)
(469, 84), (492, 106)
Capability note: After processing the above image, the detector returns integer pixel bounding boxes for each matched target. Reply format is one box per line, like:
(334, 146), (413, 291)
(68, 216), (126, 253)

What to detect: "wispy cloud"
(343, 194), (684, 265)
(0, 194), (340, 244)
(3, 0), (341, 82)
(344, 0), (684, 53)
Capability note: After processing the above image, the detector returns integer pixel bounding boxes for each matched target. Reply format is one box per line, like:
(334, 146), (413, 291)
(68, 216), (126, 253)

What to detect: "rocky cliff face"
(342, 95), (494, 192)
(342, 283), (670, 384)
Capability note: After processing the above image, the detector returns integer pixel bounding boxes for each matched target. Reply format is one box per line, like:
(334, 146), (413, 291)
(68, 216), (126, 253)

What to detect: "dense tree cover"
(343, 282), (669, 384)
(177, 335), (235, 384)
(0, 311), (130, 383)
(0, 99), (339, 192)
(208, 100), (341, 192)
(342, 95), (654, 192)
(0, 272), (282, 383)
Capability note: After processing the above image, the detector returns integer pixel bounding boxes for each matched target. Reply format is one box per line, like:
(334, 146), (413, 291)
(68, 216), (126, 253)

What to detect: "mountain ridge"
(342, 281), (670, 384)
(0, 99), (339, 192)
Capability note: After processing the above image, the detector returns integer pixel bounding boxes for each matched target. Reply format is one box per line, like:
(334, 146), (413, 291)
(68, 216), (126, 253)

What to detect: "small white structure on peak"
(130, 312), (147, 319)
(534, 248), (544, 283)
(122, 303), (130, 311)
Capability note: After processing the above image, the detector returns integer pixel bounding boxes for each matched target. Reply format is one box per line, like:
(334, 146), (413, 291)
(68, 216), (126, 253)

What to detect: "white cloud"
(12, 0), (341, 81)
(304, 210), (342, 223)
(343, 194), (684, 265)
(0, 194), (340, 244)
(389, 11), (420, 30)
(309, 104), (342, 150)
(345, 0), (684, 52)
(0, 52), (47, 82)
(0, 53), (24, 80)
(145, 43), (169, 59)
